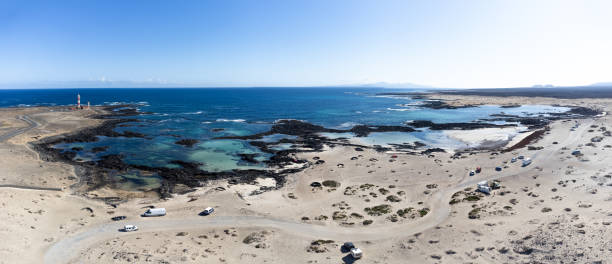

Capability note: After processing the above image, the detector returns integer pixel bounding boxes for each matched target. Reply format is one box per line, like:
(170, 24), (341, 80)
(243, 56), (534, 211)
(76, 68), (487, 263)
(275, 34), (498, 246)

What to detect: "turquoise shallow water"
(1, 88), (569, 175)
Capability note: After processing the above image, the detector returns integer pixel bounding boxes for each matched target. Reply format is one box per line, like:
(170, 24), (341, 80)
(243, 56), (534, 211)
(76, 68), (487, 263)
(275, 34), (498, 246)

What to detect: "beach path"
(0, 115), (39, 142)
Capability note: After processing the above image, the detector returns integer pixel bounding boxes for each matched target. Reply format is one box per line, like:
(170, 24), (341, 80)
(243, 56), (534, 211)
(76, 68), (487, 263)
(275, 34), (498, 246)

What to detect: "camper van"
(477, 181), (491, 194)
(522, 158), (532, 167)
(142, 208), (166, 217)
(477, 185), (491, 194)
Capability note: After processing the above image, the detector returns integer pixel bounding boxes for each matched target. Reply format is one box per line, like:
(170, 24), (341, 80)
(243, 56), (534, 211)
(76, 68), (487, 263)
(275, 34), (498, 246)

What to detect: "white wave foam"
(367, 95), (409, 100)
(386, 107), (416, 112)
(337, 122), (361, 128)
(216, 118), (246, 123)
(104, 101), (150, 106)
(274, 119), (306, 124)
(184, 111), (203, 115)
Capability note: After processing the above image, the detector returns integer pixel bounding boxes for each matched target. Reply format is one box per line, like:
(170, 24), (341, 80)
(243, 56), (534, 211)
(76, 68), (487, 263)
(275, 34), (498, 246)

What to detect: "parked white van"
(477, 181), (491, 194)
(522, 158), (532, 167)
(142, 208), (166, 217)
(350, 248), (363, 259)
(477, 185), (491, 194)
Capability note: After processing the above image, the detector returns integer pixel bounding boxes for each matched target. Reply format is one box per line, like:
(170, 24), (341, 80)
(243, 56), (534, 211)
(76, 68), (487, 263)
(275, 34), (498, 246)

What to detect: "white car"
(200, 207), (215, 216)
(124, 225), (139, 232)
(350, 247), (363, 259)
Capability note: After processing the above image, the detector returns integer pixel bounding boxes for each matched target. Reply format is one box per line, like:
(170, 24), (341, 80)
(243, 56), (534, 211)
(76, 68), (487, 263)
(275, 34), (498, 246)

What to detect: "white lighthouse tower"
(77, 93), (81, 109)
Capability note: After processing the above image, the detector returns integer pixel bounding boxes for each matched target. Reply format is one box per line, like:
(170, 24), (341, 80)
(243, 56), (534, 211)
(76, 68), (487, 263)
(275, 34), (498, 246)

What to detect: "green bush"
(322, 180), (340, 188)
(364, 204), (392, 216)
(418, 208), (430, 217)
(386, 195), (402, 202)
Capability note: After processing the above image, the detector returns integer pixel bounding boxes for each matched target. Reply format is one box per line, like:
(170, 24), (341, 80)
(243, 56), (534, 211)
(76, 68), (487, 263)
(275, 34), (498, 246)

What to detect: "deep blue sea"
(0, 88), (569, 189)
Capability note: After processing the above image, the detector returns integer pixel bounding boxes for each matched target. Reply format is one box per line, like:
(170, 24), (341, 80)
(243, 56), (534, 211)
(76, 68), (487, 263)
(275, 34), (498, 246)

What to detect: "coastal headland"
(0, 90), (610, 263)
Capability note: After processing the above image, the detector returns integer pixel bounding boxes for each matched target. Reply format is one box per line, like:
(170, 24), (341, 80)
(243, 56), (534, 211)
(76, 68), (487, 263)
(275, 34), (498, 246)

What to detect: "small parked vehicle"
(343, 242), (355, 251)
(142, 208), (166, 217)
(199, 207), (215, 216)
(495, 166), (502, 171)
(123, 225), (138, 232)
(475, 167), (481, 173)
(477, 180), (492, 194)
(491, 180), (501, 189)
(111, 216), (127, 221)
(469, 170), (475, 176)
(511, 157), (517, 163)
(350, 248), (363, 259)
(477, 185), (491, 194)
(522, 158), (532, 167)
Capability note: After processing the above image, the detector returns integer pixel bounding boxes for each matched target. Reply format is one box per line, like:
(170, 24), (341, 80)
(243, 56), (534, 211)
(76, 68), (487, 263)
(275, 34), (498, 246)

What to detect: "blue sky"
(1, 0), (611, 88)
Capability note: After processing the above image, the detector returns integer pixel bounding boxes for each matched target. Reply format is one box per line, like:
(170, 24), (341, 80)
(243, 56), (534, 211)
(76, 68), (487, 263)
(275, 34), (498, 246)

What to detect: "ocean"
(0, 88), (569, 189)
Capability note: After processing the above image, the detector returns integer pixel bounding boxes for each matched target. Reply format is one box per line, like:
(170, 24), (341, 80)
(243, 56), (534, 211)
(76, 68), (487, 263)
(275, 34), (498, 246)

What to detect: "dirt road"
(0, 115), (38, 142)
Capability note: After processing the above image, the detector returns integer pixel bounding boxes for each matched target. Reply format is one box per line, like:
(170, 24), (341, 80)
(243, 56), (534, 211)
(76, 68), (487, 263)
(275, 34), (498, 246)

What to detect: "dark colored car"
(495, 166), (502, 171)
(343, 242), (355, 250)
(310, 182), (322, 187)
(111, 216), (127, 221)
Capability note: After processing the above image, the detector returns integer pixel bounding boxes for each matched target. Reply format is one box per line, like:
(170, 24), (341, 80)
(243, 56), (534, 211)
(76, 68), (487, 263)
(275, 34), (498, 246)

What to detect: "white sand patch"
(503, 130), (533, 148)
(229, 177), (277, 200)
(445, 127), (526, 148)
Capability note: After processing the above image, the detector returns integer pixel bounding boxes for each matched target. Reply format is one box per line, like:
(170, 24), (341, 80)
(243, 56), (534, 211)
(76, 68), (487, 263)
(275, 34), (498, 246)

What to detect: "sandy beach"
(0, 95), (611, 264)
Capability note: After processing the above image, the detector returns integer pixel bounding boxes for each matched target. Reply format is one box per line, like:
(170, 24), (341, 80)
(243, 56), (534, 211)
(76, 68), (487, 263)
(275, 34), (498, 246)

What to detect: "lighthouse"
(77, 93), (81, 109)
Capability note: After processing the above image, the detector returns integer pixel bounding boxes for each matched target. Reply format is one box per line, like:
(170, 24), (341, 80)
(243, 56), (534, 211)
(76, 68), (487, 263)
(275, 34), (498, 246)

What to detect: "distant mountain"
(531, 84), (556, 88)
(589, 82), (612, 87)
(343, 82), (434, 89)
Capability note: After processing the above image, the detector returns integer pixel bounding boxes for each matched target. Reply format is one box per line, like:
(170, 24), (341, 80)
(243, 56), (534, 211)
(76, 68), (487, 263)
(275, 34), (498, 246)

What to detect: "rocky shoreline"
(30, 106), (309, 200)
(28, 102), (603, 201)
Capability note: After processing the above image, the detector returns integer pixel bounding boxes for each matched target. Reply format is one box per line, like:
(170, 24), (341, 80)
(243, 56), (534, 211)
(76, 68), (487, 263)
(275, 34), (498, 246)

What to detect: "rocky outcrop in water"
(91, 146), (109, 153)
(349, 125), (415, 137)
(406, 120), (516, 130)
(217, 120), (415, 139)
(418, 100), (476, 109)
(175, 139), (199, 147)
(238, 153), (260, 164)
